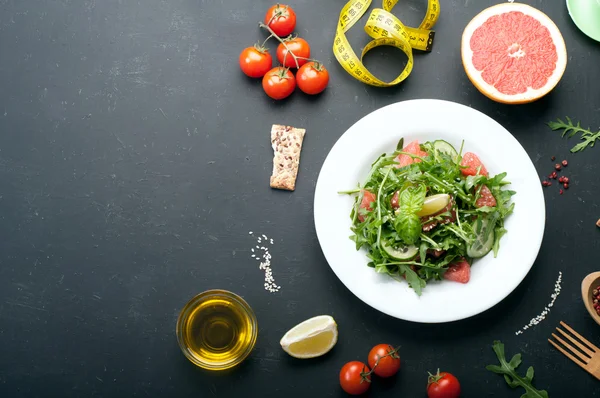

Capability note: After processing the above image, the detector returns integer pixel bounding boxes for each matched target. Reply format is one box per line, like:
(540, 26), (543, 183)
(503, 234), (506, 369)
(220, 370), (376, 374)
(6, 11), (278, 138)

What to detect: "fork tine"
(560, 321), (600, 352)
(551, 333), (590, 363)
(548, 338), (589, 371)
(556, 327), (594, 357)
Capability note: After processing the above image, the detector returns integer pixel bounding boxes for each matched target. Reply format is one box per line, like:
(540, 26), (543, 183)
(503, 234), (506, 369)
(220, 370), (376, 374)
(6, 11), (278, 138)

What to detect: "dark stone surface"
(0, 0), (598, 396)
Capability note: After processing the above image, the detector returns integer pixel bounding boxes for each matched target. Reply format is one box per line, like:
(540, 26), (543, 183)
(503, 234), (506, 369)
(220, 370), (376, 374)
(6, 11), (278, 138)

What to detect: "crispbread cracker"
(270, 124), (306, 191)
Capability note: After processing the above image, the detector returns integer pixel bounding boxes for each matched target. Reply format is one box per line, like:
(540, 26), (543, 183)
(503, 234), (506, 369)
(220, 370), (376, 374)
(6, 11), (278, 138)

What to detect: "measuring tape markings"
(333, 0), (440, 87)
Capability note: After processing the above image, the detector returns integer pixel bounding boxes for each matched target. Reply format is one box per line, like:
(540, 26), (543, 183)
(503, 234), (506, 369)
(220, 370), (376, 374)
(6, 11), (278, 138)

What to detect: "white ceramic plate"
(314, 99), (545, 323)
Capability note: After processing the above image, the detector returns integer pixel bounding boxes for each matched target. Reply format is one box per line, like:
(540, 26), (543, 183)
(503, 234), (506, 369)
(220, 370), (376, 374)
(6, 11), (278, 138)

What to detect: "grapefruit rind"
(461, 3), (567, 104)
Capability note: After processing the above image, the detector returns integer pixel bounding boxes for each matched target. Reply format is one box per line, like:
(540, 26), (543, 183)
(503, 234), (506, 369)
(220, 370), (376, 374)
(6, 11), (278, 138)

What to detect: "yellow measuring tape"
(333, 0), (440, 87)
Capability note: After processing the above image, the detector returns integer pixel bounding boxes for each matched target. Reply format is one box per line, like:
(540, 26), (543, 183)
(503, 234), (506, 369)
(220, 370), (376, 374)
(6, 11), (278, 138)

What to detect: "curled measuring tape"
(333, 0), (440, 87)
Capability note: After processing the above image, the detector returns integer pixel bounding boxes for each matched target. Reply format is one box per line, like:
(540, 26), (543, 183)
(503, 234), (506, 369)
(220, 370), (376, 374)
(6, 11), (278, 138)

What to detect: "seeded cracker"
(270, 124), (306, 191)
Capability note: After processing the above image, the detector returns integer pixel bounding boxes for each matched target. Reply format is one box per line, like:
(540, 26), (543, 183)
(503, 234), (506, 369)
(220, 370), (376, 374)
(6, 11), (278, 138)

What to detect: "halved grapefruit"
(461, 3), (567, 104)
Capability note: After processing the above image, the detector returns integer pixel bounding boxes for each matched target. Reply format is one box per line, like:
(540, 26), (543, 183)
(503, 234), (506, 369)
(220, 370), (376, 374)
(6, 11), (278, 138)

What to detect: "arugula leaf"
(549, 117), (600, 153)
(492, 227), (507, 257)
(465, 175), (486, 191)
(396, 137), (404, 151)
(375, 263), (393, 274)
(486, 171), (510, 187)
(419, 242), (428, 264)
(399, 264), (424, 296)
(486, 341), (548, 398)
(474, 206), (495, 213)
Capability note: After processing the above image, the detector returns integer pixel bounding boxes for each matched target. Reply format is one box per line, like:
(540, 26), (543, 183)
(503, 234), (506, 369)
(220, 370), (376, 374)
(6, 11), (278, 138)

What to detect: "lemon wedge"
(416, 193), (450, 217)
(280, 315), (338, 359)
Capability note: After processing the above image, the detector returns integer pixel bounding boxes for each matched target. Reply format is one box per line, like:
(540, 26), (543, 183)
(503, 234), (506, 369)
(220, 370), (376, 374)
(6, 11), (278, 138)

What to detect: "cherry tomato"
(239, 46), (272, 78)
(339, 361), (371, 396)
(264, 4), (296, 37)
(262, 67), (296, 100)
(297, 62), (329, 95)
(427, 370), (461, 398)
(367, 344), (401, 378)
(276, 38), (310, 68)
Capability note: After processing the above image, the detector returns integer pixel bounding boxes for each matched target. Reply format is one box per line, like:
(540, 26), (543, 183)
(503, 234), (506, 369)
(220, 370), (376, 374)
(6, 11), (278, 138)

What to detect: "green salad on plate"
(340, 138), (516, 296)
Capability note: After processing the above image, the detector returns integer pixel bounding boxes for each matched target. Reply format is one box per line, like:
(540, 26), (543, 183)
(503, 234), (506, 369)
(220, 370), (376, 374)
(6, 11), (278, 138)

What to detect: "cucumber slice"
(467, 217), (495, 258)
(382, 242), (418, 260)
(433, 140), (459, 162)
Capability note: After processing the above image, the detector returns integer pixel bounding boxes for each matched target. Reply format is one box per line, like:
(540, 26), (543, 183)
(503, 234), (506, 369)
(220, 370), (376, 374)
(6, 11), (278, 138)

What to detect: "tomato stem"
(427, 368), (444, 385)
(260, 34), (274, 48)
(295, 56), (321, 64)
(359, 364), (372, 384)
(363, 345), (401, 377)
(265, 4), (284, 27)
(259, 22), (300, 69)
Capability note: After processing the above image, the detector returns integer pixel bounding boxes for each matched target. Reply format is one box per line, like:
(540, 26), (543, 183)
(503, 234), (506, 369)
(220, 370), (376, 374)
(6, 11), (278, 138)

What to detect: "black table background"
(1, 0), (599, 396)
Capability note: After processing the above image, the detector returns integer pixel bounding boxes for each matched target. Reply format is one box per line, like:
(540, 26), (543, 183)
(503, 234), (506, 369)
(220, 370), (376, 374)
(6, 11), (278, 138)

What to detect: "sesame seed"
(249, 232), (280, 293)
(514, 271), (562, 336)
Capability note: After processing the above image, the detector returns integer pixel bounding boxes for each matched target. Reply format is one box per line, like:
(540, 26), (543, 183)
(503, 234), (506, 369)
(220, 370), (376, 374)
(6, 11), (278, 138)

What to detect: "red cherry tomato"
(339, 361), (371, 395)
(264, 4), (296, 37)
(239, 46), (272, 78)
(367, 344), (401, 378)
(297, 62), (329, 95)
(276, 38), (310, 68)
(427, 370), (461, 398)
(262, 67), (296, 100)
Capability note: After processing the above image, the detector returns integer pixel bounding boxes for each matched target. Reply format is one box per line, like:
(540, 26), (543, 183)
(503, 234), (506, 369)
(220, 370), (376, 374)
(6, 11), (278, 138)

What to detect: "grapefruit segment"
(443, 259), (471, 284)
(461, 3), (567, 104)
(475, 185), (497, 208)
(460, 152), (488, 177)
(395, 140), (428, 168)
(358, 190), (377, 222)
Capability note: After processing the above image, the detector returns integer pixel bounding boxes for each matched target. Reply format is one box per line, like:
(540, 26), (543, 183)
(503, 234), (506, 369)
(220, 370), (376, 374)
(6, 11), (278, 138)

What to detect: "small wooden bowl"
(581, 272), (600, 326)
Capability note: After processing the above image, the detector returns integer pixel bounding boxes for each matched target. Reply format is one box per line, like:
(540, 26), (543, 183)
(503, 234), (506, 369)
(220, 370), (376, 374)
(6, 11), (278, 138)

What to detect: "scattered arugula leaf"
(486, 340), (548, 398)
(548, 116), (600, 153)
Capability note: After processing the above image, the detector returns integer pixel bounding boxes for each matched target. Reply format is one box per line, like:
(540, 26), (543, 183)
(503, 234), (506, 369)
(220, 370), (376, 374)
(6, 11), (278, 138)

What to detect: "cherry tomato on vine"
(427, 370), (461, 398)
(339, 361), (371, 395)
(297, 62), (329, 95)
(264, 4), (296, 37)
(367, 344), (401, 378)
(262, 67), (296, 100)
(276, 38), (310, 68)
(239, 46), (272, 78)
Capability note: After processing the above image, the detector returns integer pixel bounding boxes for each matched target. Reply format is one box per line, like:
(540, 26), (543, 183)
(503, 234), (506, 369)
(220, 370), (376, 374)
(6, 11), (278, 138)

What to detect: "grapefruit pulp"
(395, 140), (428, 168)
(461, 3), (567, 104)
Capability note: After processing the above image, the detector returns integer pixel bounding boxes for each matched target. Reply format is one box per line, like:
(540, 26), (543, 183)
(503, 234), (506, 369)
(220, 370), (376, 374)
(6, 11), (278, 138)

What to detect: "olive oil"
(176, 290), (257, 370)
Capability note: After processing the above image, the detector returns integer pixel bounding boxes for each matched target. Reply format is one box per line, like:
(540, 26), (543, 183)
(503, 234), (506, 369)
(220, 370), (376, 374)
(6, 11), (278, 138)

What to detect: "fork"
(548, 321), (600, 380)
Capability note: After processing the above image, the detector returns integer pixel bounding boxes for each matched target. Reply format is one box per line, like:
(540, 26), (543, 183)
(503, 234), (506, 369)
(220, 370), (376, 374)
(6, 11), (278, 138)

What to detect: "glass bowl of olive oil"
(176, 290), (258, 370)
